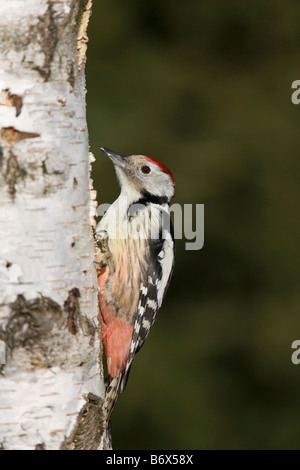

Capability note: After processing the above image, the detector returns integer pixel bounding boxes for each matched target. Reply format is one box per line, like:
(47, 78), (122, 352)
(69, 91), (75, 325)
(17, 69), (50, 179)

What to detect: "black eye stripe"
(141, 165), (151, 174)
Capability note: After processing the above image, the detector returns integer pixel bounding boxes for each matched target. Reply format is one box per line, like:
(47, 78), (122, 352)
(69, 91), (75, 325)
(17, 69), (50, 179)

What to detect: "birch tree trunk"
(0, 0), (107, 450)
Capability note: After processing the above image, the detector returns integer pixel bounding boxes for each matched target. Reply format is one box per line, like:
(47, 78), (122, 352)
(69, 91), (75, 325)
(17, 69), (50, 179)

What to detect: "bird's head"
(100, 147), (175, 203)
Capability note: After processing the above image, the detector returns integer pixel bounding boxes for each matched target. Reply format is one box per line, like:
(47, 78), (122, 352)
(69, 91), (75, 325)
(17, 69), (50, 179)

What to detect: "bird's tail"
(104, 374), (123, 425)
(104, 362), (133, 427)
(105, 347), (136, 420)
(104, 368), (133, 448)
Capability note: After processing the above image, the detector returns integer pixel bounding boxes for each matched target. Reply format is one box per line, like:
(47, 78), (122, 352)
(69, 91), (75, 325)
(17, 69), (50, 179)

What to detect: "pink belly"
(98, 265), (133, 378)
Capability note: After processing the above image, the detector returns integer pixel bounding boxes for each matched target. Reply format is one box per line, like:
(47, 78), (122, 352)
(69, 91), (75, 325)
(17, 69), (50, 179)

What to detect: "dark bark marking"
(67, 60), (75, 90)
(0, 294), (65, 368)
(64, 287), (81, 335)
(0, 127), (40, 145)
(0, 89), (23, 116)
(60, 393), (105, 450)
(34, 0), (58, 81)
(35, 443), (46, 450)
(5, 152), (19, 197)
(4, 150), (27, 198)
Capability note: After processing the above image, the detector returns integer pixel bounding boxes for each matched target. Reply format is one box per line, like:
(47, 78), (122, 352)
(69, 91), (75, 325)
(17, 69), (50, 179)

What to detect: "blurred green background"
(86, 0), (300, 449)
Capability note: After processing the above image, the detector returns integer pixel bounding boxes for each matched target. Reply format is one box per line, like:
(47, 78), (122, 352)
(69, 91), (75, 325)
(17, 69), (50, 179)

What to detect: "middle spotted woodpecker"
(96, 147), (175, 423)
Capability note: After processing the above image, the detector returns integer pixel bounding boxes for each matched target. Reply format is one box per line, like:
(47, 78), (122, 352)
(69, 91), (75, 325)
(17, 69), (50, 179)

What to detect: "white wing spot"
(147, 298), (157, 310)
(138, 306), (145, 316)
(142, 318), (151, 330)
(141, 285), (148, 295)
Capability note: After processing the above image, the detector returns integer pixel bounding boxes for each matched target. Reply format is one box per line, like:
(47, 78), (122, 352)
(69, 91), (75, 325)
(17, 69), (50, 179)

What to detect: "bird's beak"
(100, 147), (126, 169)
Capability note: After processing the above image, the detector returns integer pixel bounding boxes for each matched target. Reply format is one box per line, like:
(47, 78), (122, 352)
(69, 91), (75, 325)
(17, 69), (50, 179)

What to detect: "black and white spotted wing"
(120, 225), (175, 392)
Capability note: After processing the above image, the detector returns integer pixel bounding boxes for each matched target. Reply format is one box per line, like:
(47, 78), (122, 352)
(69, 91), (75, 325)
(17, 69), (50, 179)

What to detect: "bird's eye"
(141, 165), (151, 174)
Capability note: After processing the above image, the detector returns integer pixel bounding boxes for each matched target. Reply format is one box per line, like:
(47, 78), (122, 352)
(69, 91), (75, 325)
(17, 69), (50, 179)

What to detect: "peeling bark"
(0, 0), (107, 450)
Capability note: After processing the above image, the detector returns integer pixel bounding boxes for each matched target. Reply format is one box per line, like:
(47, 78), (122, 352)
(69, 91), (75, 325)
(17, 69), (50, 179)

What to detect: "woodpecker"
(96, 147), (175, 423)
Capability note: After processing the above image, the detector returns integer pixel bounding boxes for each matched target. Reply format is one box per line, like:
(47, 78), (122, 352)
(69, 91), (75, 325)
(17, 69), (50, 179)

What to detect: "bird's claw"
(95, 230), (114, 273)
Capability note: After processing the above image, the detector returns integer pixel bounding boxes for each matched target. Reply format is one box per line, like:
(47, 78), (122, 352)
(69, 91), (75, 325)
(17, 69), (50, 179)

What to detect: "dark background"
(86, 0), (300, 449)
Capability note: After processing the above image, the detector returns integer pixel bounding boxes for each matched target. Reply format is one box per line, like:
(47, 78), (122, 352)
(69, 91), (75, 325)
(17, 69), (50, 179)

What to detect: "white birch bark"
(0, 0), (107, 450)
